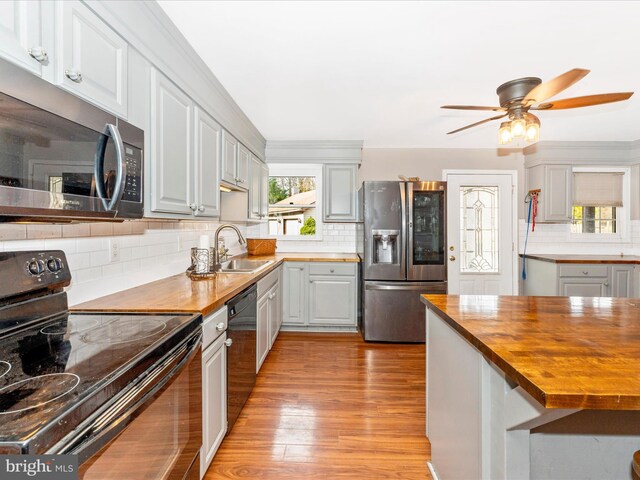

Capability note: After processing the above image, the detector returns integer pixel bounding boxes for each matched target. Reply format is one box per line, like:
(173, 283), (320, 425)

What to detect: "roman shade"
(573, 172), (624, 207)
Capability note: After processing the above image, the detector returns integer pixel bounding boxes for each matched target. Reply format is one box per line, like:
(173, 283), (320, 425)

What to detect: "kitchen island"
(421, 294), (640, 480)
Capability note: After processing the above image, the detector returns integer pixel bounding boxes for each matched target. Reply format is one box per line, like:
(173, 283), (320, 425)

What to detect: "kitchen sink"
(220, 259), (274, 274)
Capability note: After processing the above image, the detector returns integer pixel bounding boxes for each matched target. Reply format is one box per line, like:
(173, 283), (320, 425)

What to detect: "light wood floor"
(204, 332), (432, 479)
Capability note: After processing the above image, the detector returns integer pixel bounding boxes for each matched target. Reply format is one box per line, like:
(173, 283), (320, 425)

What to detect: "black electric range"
(0, 250), (202, 455)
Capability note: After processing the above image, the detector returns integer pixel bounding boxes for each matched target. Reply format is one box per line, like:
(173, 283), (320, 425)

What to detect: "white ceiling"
(158, 1), (640, 149)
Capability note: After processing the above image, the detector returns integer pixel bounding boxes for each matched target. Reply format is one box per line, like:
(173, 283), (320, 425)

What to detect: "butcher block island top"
(421, 294), (640, 411)
(520, 253), (640, 264)
(73, 253), (359, 316)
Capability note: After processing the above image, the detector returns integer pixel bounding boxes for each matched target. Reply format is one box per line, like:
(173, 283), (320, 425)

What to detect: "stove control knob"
(27, 259), (45, 276)
(47, 258), (63, 273)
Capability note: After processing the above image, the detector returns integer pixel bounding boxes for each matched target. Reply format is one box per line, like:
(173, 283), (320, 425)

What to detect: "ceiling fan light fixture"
(525, 121), (540, 143)
(510, 117), (526, 139)
(498, 122), (512, 145)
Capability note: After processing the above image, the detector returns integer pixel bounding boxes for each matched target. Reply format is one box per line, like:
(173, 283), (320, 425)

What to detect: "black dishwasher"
(226, 284), (257, 432)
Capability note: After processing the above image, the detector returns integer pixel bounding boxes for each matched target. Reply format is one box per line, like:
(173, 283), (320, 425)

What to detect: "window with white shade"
(571, 169), (629, 238)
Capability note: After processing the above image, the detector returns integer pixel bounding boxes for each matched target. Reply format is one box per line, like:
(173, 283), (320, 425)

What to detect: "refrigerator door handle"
(365, 282), (447, 291)
(400, 182), (407, 279)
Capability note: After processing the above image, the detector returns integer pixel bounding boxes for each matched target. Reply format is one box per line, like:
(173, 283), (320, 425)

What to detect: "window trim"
(569, 166), (631, 243)
(267, 163), (323, 241)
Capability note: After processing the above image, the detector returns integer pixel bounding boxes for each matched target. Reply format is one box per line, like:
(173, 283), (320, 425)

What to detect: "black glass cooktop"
(0, 312), (201, 454)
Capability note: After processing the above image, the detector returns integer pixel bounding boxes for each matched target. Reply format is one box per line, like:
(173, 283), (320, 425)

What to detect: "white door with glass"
(445, 172), (516, 295)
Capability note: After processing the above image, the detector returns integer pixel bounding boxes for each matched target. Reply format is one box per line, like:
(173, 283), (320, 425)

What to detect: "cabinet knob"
(28, 46), (48, 63)
(189, 203), (197, 211)
(582, 271), (589, 275)
(330, 269), (335, 273)
(224, 338), (233, 347)
(216, 322), (225, 332)
(64, 68), (82, 83)
(604, 282), (610, 287)
(198, 205), (205, 212)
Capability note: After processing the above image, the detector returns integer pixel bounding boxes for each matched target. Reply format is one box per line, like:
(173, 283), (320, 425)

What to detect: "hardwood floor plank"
(204, 332), (431, 479)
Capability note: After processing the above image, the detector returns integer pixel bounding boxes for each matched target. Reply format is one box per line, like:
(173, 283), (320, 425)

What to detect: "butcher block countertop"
(520, 253), (640, 264)
(72, 253), (359, 316)
(421, 294), (640, 410)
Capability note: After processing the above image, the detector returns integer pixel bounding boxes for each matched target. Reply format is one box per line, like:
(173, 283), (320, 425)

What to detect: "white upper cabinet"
(151, 69), (193, 215)
(237, 143), (250, 187)
(57, 0), (128, 117)
(526, 164), (572, 223)
(323, 164), (358, 222)
(150, 69), (221, 218)
(221, 130), (238, 186)
(249, 154), (269, 221)
(194, 107), (221, 217)
(221, 132), (251, 190)
(0, 0), (46, 76)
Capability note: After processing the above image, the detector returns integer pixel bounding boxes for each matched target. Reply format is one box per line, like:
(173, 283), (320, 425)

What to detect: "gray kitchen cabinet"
(283, 262), (358, 329)
(309, 274), (356, 326)
(151, 69), (221, 217)
(151, 69), (192, 215)
(0, 0), (45, 76)
(194, 107), (221, 217)
(221, 132), (249, 190)
(559, 278), (609, 297)
(323, 164), (358, 222)
(526, 164), (572, 223)
(201, 307), (227, 476)
(283, 262), (308, 326)
(521, 257), (635, 297)
(611, 265), (635, 298)
(249, 155), (269, 221)
(257, 266), (282, 373)
(57, 0), (128, 117)
(256, 293), (270, 372)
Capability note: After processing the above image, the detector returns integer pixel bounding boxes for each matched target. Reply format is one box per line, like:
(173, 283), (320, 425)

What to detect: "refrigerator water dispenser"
(371, 229), (399, 264)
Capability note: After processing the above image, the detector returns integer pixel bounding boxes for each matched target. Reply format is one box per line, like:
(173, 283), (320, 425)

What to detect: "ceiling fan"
(441, 68), (634, 144)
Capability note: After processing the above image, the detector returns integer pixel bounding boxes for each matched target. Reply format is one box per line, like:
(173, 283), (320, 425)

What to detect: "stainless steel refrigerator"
(358, 181), (447, 342)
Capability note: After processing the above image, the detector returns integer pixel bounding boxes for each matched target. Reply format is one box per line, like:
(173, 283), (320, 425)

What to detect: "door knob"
(449, 255), (456, 261)
(216, 322), (225, 332)
(224, 338), (233, 347)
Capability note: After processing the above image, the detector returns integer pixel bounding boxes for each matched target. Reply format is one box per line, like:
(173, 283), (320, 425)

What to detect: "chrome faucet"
(213, 224), (246, 271)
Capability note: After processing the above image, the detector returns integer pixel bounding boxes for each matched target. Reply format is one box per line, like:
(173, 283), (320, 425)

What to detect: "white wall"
(359, 147), (526, 217)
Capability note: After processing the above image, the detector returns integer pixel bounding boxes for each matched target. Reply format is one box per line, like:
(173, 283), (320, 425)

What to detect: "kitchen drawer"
(203, 305), (227, 349)
(258, 266), (280, 298)
(559, 264), (608, 278)
(308, 263), (356, 276)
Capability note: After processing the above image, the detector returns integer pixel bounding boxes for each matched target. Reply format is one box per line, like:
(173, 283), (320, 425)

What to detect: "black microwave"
(0, 58), (143, 222)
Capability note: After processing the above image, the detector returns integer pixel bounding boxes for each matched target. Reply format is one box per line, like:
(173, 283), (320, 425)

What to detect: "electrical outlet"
(109, 239), (120, 262)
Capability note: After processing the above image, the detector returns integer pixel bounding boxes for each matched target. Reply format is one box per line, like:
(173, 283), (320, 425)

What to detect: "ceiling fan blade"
(532, 92), (634, 110)
(523, 68), (590, 105)
(441, 105), (505, 111)
(446, 113), (507, 135)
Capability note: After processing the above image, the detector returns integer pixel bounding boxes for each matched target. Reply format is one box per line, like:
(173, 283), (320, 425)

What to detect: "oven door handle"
(94, 123), (127, 212)
(54, 331), (202, 462)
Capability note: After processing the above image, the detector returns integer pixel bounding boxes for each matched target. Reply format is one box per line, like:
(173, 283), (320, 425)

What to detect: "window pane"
(571, 206), (617, 234)
(460, 186), (499, 273)
(268, 176), (317, 236)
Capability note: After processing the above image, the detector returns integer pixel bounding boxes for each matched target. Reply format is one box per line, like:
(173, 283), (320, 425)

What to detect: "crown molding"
(524, 140), (640, 168)
(266, 141), (363, 164)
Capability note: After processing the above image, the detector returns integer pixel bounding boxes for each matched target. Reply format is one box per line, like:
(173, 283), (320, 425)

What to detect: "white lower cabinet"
(283, 262), (357, 328)
(256, 293), (270, 372)
(200, 307), (227, 478)
(256, 266), (283, 373)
